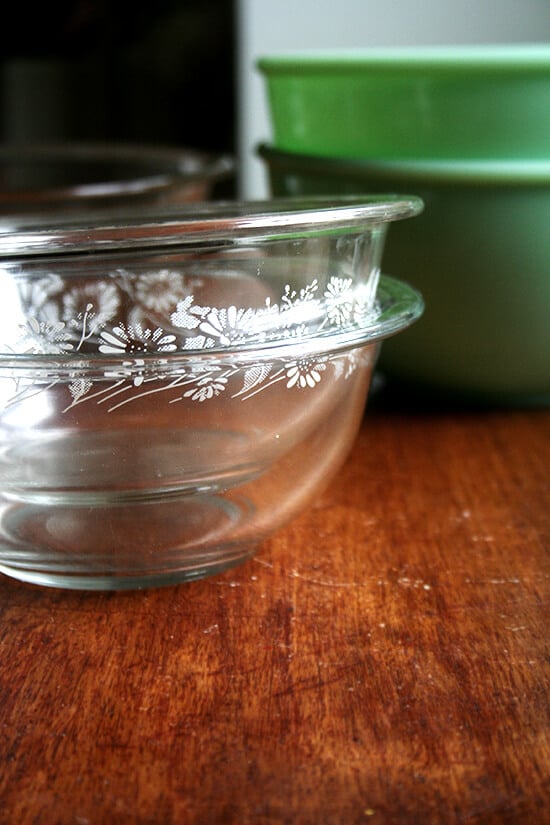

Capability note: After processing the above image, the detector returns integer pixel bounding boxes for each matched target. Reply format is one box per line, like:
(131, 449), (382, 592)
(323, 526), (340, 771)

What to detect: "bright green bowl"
(259, 145), (550, 406)
(258, 45), (550, 161)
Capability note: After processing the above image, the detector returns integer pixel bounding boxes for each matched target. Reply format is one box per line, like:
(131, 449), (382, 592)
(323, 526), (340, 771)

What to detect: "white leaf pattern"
(238, 364), (273, 394)
(69, 377), (93, 402)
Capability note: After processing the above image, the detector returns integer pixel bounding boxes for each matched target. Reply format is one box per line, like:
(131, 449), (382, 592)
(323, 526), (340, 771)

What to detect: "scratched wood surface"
(0, 394), (548, 825)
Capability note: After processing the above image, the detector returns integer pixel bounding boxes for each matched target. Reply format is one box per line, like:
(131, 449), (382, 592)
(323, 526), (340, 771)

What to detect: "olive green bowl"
(258, 45), (550, 161)
(259, 144), (550, 406)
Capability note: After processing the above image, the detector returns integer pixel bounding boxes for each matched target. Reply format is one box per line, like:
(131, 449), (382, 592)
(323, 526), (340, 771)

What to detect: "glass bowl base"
(0, 488), (260, 590)
(0, 544), (256, 590)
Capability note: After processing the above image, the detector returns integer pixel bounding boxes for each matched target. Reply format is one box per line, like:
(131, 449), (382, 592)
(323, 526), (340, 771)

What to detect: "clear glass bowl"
(0, 196), (423, 590)
(0, 142), (234, 215)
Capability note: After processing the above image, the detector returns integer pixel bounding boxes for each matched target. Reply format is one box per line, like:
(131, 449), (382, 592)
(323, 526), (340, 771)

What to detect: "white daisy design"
(134, 269), (188, 314)
(99, 323), (177, 355)
(1, 271), (378, 414)
(21, 317), (74, 354)
(63, 282), (121, 335)
(324, 276), (354, 327)
(18, 273), (65, 315)
(198, 305), (259, 347)
(183, 372), (228, 402)
(285, 357), (327, 389)
(171, 295), (204, 330)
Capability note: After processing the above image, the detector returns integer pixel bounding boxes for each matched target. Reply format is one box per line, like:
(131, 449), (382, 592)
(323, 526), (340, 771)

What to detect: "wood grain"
(0, 397), (548, 825)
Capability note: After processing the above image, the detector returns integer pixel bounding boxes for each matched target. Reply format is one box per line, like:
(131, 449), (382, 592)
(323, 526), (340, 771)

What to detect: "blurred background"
(1, 0), (549, 198)
(1, 0), (235, 165)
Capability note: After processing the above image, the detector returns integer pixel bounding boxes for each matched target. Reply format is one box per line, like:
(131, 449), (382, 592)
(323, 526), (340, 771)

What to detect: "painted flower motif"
(99, 323), (177, 356)
(63, 282), (121, 335)
(285, 357), (326, 389)
(3, 272), (378, 413)
(281, 280), (319, 310)
(198, 306), (259, 347)
(133, 269), (188, 314)
(351, 282), (379, 326)
(279, 280), (321, 329)
(18, 273), (65, 315)
(324, 276), (354, 327)
(20, 317), (74, 354)
(171, 295), (204, 331)
(183, 372), (228, 402)
(278, 322), (311, 342)
(182, 335), (214, 350)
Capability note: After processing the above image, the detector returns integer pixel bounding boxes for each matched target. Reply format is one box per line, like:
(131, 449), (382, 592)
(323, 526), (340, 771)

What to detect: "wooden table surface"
(0, 387), (548, 825)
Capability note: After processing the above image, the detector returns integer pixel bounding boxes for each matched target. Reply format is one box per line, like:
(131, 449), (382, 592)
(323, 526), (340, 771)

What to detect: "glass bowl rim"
(0, 141), (234, 199)
(0, 275), (423, 368)
(0, 195), (423, 258)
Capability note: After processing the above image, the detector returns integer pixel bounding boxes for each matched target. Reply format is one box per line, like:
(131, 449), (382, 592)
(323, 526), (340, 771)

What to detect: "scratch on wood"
(397, 577), (431, 590)
(287, 569), (367, 588)
(253, 558), (274, 568)
(202, 624), (219, 634)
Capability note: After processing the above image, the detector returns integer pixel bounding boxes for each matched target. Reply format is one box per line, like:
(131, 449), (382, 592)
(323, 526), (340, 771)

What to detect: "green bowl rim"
(258, 144), (550, 186)
(257, 44), (550, 74)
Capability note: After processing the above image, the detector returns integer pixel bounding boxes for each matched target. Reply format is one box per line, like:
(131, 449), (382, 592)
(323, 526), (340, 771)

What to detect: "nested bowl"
(258, 44), (550, 161)
(0, 197), (423, 590)
(0, 142), (234, 215)
(260, 146), (550, 405)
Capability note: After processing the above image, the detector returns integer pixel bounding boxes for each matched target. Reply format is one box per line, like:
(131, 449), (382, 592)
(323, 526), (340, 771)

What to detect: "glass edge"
(0, 196), (423, 257)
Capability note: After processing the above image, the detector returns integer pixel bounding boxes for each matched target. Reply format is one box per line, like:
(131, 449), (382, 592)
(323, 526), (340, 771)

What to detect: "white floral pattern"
(285, 357), (327, 389)
(182, 371), (229, 402)
(132, 268), (191, 314)
(63, 283), (120, 336)
(20, 318), (74, 354)
(99, 323), (177, 356)
(323, 277), (354, 327)
(4, 272), (378, 413)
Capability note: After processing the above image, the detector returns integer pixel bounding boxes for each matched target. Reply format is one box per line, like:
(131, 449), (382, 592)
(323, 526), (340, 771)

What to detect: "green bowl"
(259, 145), (550, 406)
(258, 45), (550, 161)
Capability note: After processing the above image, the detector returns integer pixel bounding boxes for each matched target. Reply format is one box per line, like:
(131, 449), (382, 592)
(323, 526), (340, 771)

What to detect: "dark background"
(1, 0), (236, 155)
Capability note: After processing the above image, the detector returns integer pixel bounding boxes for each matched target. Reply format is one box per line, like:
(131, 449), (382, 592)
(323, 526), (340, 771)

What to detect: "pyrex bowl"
(0, 196), (423, 590)
(0, 142), (234, 215)
(258, 44), (550, 160)
(259, 145), (550, 405)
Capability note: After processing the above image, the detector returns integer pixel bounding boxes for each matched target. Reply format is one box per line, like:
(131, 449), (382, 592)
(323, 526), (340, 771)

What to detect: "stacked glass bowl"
(0, 196), (423, 589)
